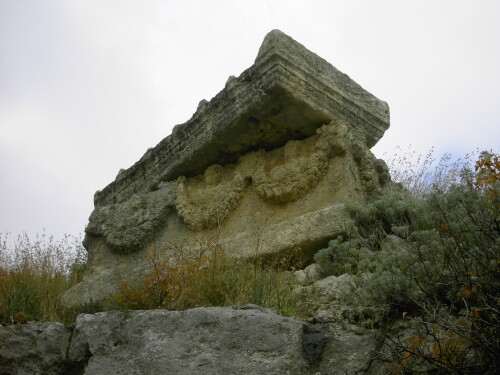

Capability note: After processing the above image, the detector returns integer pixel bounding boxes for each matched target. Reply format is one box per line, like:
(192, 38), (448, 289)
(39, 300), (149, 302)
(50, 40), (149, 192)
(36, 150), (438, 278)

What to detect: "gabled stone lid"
(255, 30), (389, 132)
(94, 30), (390, 207)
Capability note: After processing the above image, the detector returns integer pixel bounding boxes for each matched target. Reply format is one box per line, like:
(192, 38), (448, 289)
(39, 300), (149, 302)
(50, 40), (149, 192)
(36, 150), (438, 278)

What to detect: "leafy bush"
(315, 150), (499, 373)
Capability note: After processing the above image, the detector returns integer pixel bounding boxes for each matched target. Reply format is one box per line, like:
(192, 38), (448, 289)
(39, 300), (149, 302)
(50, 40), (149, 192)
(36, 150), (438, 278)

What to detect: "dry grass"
(0, 229), (312, 325)
(384, 146), (479, 197)
(113, 237), (312, 318)
(0, 231), (86, 324)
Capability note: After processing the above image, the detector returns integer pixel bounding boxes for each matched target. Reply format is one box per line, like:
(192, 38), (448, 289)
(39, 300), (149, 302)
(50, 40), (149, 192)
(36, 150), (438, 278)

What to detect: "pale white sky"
(1, 0), (499, 239)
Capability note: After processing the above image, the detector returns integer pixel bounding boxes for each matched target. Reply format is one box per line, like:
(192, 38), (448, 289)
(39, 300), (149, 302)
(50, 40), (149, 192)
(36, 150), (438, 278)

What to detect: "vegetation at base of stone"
(0, 231), (87, 325)
(315, 151), (499, 374)
(112, 241), (313, 318)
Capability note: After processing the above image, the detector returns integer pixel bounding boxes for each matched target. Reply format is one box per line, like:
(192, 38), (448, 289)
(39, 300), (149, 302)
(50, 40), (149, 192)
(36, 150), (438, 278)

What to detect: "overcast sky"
(1, 0), (499, 240)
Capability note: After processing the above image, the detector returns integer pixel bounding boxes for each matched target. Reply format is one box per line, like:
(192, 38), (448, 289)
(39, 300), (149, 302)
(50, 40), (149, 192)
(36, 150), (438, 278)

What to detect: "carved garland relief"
(175, 121), (347, 231)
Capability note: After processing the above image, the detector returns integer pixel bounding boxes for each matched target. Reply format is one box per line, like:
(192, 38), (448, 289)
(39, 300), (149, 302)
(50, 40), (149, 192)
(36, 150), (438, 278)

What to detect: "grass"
(112, 237), (313, 318)
(0, 231), (86, 324)
(0, 228), (312, 324)
(383, 146), (478, 197)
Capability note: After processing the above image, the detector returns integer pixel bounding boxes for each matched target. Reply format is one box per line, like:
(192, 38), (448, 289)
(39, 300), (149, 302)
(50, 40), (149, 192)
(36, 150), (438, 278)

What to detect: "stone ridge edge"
(255, 29), (389, 122)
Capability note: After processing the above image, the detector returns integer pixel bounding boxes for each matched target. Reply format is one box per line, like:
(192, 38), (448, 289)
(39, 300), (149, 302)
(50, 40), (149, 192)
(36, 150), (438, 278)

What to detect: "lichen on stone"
(348, 126), (390, 198)
(84, 184), (175, 253)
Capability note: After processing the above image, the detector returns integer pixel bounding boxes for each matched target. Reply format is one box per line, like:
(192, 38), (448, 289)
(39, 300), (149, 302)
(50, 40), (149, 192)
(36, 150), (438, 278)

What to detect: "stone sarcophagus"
(63, 30), (390, 306)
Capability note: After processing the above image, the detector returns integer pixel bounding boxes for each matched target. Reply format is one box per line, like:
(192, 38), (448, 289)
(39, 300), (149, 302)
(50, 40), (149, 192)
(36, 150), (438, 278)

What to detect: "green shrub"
(314, 150), (499, 373)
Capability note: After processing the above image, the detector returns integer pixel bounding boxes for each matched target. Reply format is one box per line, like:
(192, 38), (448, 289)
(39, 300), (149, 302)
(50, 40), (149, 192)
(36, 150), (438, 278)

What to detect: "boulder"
(295, 263), (324, 285)
(312, 274), (357, 300)
(0, 322), (78, 375)
(296, 273), (388, 330)
(68, 307), (308, 375)
(320, 323), (384, 375)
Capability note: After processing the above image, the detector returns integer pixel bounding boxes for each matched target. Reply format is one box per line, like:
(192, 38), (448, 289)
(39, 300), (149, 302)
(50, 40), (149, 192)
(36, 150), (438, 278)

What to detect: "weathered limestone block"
(67, 307), (309, 375)
(0, 322), (79, 375)
(63, 30), (390, 307)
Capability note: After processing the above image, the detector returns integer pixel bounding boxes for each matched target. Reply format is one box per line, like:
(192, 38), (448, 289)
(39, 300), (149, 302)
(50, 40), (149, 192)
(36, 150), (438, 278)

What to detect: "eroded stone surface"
(68, 307), (308, 375)
(0, 322), (78, 375)
(1, 306), (393, 375)
(176, 120), (347, 230)
(85, 187), (175, 254)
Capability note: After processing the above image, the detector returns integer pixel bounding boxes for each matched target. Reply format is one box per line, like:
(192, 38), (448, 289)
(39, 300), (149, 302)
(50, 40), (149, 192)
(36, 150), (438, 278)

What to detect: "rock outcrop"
(63, 29), (390, 307)
(0, 322), (80, 375)
(0, 306), (387, 375)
